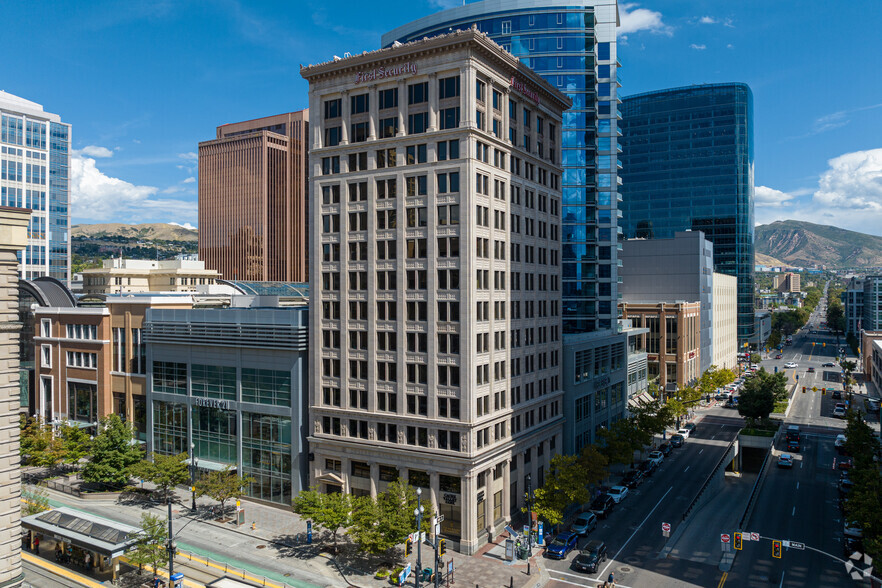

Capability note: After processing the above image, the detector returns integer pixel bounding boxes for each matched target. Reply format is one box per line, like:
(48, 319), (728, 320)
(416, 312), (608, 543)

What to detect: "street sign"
(662, 522), (671, 532)
(741, 532), (751, 542)
(783, 540), (805, 550)
(437, 514), (445, 523)
(399, 563), (412, 585)
(721, 534), (730, 543)
(750, 533), (759, 542)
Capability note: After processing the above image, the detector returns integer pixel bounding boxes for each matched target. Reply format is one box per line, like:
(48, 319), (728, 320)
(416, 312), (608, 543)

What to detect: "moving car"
(658, 442), (673, 456)
(867, 398), (881, 413)
(786, 439), (800, 453)
(621, 469), (644, 489)
(775, 354), (783, 359)
(807, 366), (815, 373)
(838, 457), (854, 470)
(832, 389), (842, 399)
(833, 405), (847, 418)
(670, 434), (685, 448)
(777, 453), (794, 468)
(785, 362), (798, 368)
(590, 494), (615, 519)
(572, 540), (607, 574)
(677, 428), (691, 439)
(822, 362), (836, 367)
(835, 434), (847, 450)
(570, 513), (597, 536)
(607, 485), (629, 504)
(785, 425), (801, 441)
(546, 532), (579, 559)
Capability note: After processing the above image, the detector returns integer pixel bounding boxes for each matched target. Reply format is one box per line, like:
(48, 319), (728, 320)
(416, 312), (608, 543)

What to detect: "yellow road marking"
(717, 571), (728, 588)
(22, 551), (105, 588)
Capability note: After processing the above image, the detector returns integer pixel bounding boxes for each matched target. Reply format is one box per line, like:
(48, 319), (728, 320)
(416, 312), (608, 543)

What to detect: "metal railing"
(173, 548), (302, 588)
(681, 437), (738, 521)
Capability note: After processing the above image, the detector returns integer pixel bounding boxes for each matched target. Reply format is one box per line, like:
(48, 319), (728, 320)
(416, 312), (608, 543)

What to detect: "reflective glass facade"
(619, 83), (755, 342)
(383, 0), (621, 334)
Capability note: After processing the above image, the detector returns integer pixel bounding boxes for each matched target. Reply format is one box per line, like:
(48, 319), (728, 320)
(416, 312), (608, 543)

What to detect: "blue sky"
(3, 0), (880, 234)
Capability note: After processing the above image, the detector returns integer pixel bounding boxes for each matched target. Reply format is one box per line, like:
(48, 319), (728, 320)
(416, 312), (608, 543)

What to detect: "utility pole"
(433, 516), (440, 588)
(190, 444), (198, 512)
(167, 500), (175, 576)
(525, 474), (533, 553)
(414, 488), (424, 588)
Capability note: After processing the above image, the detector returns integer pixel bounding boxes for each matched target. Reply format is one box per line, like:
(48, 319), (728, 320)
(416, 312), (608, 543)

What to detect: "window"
(242, 369), (291, 405)
(437, 237), (459, 257)
(437, 204), (460, 226)
(324, 99), (341, 119)
(153, 361), (187, 394)
(40, 318), (51, 338)
(437, 139), (460, 160)
(408, 113), (427, 135)
(350, 93), (369, 114)
(405, 175), (427, 197)
(437, 365), (460, 386)
(323, 387), (341, 406)
(379, 88), (398, 109)
(437, 333), (460, 355)
(377, 148), (396, 168)
(407, 363), (428, 384)
(379, 118), (398, 139)
(438, 76), (461, 99)
(437, 172), (460, 194)
(324, 126), (341, 146)
(501, 21), (511, 34)
(191, 364), (237, 400)
(348, 181), (368, 201)
(66, 324), (98, 340)
(406, 206), (427, 227)
(321, 156), (340, 175)
(321, 184), (340, 204)
(66, 351), (97, 368)
(440, 107), (460, 130)
(408, 82), (428, 104)
(350, 122), (369, 143)
(376, 178), (397, 199)
(406, 144), (427, 165)
(476, 80), (486, 102)
(348, 151), (367, 172)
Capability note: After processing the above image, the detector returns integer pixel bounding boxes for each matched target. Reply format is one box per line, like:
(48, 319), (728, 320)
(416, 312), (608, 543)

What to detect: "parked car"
(677, 428), (691, 439)
(683, 422), (697, 435)
(572, 540), (607, 574)
(639, 459), (658, 477)
(867, 398), (881, 413)
(658, 442), (673, 456)
(607, 485), (629, 504)
(777, 453), (794, 468)
(838, 457), (854, 470)
(570, 513), (597, 536)
(786, 439), (800, 453)
(590, 495), (615, 519)
(621, 469), (644, 489)
(785, 362), (798, 368)
(670, 434), (685, 448)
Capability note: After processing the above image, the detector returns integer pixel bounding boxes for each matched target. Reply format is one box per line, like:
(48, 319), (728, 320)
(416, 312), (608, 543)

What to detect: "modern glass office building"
(619, 83), (755, 343)
(383, 0), (622, 335)
(0, 91), (71, 283)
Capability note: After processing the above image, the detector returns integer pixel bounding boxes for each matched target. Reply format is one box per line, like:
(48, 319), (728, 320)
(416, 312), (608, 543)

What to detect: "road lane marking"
(797, 482), (800, 490)
(595, 486), (673, 583)
(698, 449), (704, 455)
(684, 466), (690, 472)
(547, 572), (634, 588)
(717, 571), (728, 588)
(792, 506), (796, 516)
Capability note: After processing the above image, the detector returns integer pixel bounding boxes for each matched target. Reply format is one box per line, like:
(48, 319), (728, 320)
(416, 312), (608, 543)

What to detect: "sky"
(2, 0), (881, 234)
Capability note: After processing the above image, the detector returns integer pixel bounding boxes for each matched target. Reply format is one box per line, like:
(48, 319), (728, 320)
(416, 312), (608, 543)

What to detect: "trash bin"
(170, 573), (184, 588)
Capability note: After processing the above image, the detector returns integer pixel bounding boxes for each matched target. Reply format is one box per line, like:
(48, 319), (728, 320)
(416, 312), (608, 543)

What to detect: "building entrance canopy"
(21, 507), (140, 558)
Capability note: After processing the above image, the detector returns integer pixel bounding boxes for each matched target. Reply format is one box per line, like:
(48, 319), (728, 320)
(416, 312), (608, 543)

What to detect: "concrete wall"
(713, 273), (738, 368)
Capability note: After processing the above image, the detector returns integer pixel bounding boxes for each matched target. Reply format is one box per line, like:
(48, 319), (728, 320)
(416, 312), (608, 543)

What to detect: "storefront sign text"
(195, 397), (233, 410)
(355, 62), (417, 84)
(510, 76), (540, 104)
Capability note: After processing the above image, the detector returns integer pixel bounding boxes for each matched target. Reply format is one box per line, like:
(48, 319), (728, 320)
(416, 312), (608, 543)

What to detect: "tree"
(827, 299), (846, 335)
(21, 484), (50, 516)
(58, 422), (92, 470)
(292, 489), (354, 551)
(128, 512), (168, 576)
(844, 412), (881, 470)
(194, 466), (253, 514)
(81, 414), (143, 488)
(630, 398), (674, 438)
(737, 376), (775, 425)
(597, 418), (645, 466)
(664, 398), (688, 429)
(20, 417), (65, 471)
(349, 480), (434, 556)
(698, 366), (736, 398)
(131, 453), (190, 503)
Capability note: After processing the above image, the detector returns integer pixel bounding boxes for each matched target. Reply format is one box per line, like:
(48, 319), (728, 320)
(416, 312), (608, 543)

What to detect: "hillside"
(72, 223), (197, 242)
(755, 220), (882, 269)
(755, 252), (785, 267)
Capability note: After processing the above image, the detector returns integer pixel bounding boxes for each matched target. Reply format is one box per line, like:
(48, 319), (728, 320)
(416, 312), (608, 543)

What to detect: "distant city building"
(620, 83), (755, 344)
(146, 299), (309, 505)
(753, 310), (772, 348)
(199, 110), (309, 282)
(383, 0), (623, 336)
(862, 276), (882, 332)
(773, 272), (800, 293)
(303, 29), (570, 553)
(845, 277), (864, 335)
(712, 272), (737, 368)
(80, 257), (221, 295)
(0, 205), (32, 588)
(620, 301), (702, 390)
(0, 91), (71, 283)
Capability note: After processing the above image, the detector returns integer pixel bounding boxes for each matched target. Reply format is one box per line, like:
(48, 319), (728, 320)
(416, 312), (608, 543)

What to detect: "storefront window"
(191, 364), (236, 401)
(192, 406), (237, 464)
(153, 361), (187, 394)
(241, 368), (291, 406)
(67, 382), (96, 423)
(153, 400), (187, 455)
(242, 412), (292, 505)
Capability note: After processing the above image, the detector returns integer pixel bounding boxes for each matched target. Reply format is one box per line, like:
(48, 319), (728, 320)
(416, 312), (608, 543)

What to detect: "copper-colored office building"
(198, 110), (309, 281)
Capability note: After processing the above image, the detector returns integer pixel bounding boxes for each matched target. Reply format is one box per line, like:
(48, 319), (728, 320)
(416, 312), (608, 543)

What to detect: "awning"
(21, 507), (140, 558)
(186, 457), (237, 472)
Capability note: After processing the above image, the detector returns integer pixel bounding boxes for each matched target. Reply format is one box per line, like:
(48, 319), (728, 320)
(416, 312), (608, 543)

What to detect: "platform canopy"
(21, 506), (140, 558)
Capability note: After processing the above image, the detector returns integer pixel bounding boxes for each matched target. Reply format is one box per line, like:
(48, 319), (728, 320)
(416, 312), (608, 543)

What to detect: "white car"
(784, 362), (798, 368)
(648, 450), (664, 465)
(677, 428), (691, 438)
(835, 434), (847, 448)
(607, 485), (629, 504)
(833, 406), (847, 418)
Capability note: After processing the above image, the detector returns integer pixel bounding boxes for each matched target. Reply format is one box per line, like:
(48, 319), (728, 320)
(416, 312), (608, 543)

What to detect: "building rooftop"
(219, 280), (309, 299)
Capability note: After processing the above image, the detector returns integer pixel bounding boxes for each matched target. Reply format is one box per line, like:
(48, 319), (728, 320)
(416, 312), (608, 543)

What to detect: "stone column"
(461, 474), (477, 554)
(0, 207), (31, 588)
(461, 66), (476, 130)
(340, 91), (350, 145)
(427, 73), (438, 132)
(397, 79), (407, 136)
(370, 462), (379, 498)
(308, 91), (322, 150)
(368, 85), (378, 141)
(502, 461), (511, 521)
(502, 88), (511, 143)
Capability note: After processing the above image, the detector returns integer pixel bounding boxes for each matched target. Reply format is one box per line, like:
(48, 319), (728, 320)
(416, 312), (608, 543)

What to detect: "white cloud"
(699, 16), (716, 24)
(169, 222), (196, 230)
(70, 152), (197, 225)
(79, 145), (114, 158)
(755, 186), (797, 208)
(727, 43), (734, 49)
(178, 152), (198, 161)
(618, 3), (671, 37)
(182, 176), (196, 184)
(427, 0), (462, 8)
(689, 43), (707, 50)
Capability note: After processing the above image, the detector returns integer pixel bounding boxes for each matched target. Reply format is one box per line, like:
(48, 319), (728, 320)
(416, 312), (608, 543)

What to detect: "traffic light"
(772, 540), (782, 559)
(439, 538), (446, 557)
(822, 388), (826, 395)
(734, 532), (742, 551)
(802, 386), (806, 393)
(405, 538), (413, 557)
(823, 342), (826, 347)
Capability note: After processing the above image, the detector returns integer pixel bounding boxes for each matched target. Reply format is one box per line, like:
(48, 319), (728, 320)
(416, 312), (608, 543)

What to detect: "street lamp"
(190, 443), (198, 512)
(414, 488), (424, 588)
(525, 474), (534, 553)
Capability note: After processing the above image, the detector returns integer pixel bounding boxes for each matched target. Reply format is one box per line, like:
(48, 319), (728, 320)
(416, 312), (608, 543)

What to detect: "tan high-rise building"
(0, 205), (31, 588)
(773, 272), (800, 293)
(303, 29), (570, 554)
(198, 110), (309, 281)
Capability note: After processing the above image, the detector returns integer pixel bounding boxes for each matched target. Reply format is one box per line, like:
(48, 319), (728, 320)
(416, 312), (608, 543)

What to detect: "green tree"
(844, 412), (881, 470)
(58, 422), (92, 470)
(767, 330), (782, 350)
(737, 376), (775, 425)
(128, 512), (168, 575)
(597, 418), (645, 466)
(81, 414), (143, 488)
(664, 398), (688, 429)
(194, 466), (253, 514)
(630, 398), (674, 438)
(292, 489), (354, 551)
(131, 453), (190, 504)
(349, 480), (435, 556)
(531, 454), (590, 525)
(21, 484), (51, 516)
(20, 417), (65, 471)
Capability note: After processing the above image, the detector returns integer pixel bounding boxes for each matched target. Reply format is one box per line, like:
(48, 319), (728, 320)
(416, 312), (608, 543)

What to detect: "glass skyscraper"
(0, 91), (70, 283)
(383, 0), (621, 334)
(619, 83), (755, 343)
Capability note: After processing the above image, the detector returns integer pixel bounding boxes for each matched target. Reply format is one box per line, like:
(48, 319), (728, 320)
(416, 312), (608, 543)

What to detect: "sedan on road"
(670, 434), (685, 447)
(638, 459), (658, 477)
(776, 354), (783, 359)
(621, 469), (644, 489)
(607, 486), (629, 504)
(545, 532), (579, 559)
(785, 362), (798, 368)
(833, 405), (847, 418)
(572, 540), (607, 574)
(821, 361), (836, 367)
(786, 439), (800, 453)
(677, 428), (692, 438)
(590, 495), (615, 519)
(570, 513), (597, 536)
(777, 453), (794, 468)
(658, 442), (673, 456)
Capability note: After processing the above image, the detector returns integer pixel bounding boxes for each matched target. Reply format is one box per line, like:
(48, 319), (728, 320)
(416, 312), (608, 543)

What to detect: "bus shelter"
(21, 506), (140, 581)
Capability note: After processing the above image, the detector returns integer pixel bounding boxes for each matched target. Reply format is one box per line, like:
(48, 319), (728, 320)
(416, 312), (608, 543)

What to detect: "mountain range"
(755, 220), (882, 269)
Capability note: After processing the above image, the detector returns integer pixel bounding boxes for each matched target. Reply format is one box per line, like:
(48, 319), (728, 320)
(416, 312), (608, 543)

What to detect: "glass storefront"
(192, 406), (237, 464)
(67, 382), (96, 423)
(242, 412), (292, 504)
(153, 400), (187, 455)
